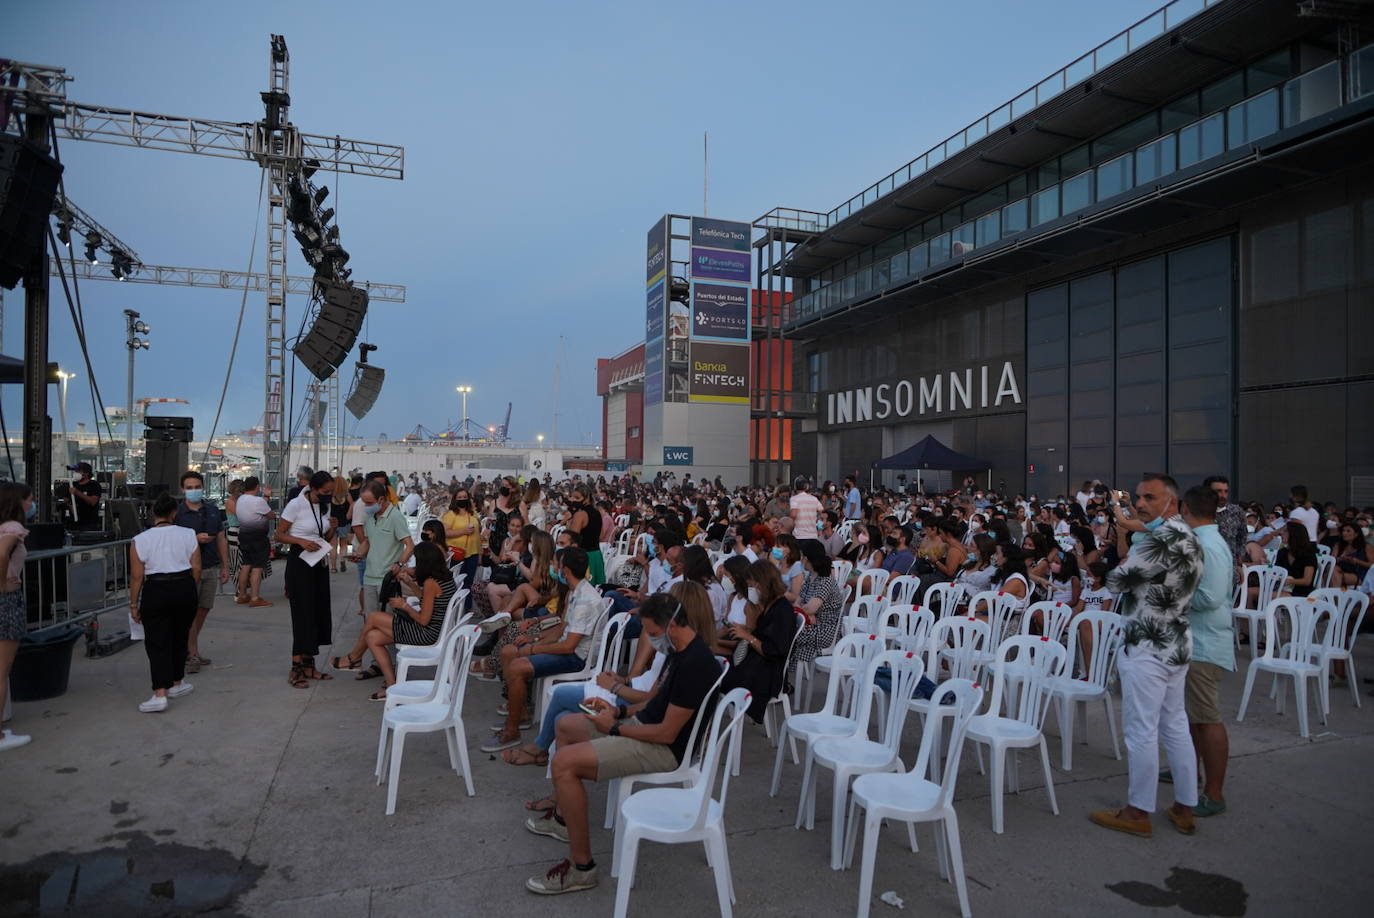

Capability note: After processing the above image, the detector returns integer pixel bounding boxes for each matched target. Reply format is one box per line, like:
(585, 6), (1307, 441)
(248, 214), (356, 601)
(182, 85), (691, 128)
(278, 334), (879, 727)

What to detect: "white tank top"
(999, 573), (1031, 613)
(133, 524), (199, 574)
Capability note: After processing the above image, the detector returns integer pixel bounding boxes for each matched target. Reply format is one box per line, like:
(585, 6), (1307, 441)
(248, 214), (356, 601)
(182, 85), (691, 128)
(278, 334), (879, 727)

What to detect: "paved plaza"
(3, 573), (1373, 917)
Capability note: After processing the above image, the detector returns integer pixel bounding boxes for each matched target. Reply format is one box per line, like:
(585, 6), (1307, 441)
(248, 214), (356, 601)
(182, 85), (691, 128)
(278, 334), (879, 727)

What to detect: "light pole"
(56, 370), (76, 469)
(124, 309), (150, 473)
(456, 385), (472, 444)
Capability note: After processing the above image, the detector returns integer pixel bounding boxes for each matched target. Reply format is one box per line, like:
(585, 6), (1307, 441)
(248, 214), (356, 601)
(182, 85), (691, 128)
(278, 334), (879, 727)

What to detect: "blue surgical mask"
(771, 547), (784, 561)
(363, 502), (381, 516)
(25, 502), (38, 521)
(649, 632), (673, 655)
(184, 489), (204, 503)
(1145, 516), (1165, 531)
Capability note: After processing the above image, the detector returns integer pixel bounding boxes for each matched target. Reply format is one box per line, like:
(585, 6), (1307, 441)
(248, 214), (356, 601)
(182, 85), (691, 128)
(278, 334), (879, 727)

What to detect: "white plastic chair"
(770, 633), (882, 797)
(532, 600), (617, 722)
(1046, 611), (1124, 770)
(967, 590), (1021, 671)
(1232, 564), (1286, 652)
(871, 606), (934, 737)
(761, 612), (809, 762)
(886, 575), (921, 606)
(832, 559), (854, 589)
(911, 617), (990, 781)
(1316, 543), (1333, 557)
(924, 582), (968, 619)
(1020, 600), (1074, 643)
(605, 660), (730, 832)
(394, 589), (470, 683)
(855, 568), (891, 598)
(1314, 553), (1336, 590)
(1308, 587), (1370, 709)
(374, 624), (480, 813)
(1237, 597), (1331, 737)
(844, 679), (984, 918)
(797, 583), (854, 712)
(843, 595), (889, 637)
(612, 688), (750, 918)
(807, 649), (926, 869)
(963, 635), (1067, 834)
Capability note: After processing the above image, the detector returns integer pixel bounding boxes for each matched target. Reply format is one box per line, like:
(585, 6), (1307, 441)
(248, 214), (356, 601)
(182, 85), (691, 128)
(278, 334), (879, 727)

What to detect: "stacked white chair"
(771, 634), (882, 797)
(964, 635), (1067, 834)
(374, 624), (481, 813)
(844, 679), (984, 918)
(612, 688), (750, 918)
(1232, 563), (1287, 652)
(1236, 597), (1332, 737)
(806, 649), (926, 869)
(1046, 611), (1125, 770)
(1308, 587), (1370, 709)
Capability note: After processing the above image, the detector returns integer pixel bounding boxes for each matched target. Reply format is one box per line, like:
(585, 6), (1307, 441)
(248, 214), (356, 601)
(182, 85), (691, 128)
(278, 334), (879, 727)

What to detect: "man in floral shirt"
(1091, 473), (1203, 839)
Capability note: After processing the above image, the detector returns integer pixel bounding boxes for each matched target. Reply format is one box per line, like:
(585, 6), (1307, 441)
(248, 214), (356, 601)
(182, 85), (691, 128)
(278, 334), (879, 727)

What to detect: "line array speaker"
(0, 134), (64, 290)
(345, 363), (385, 419)
(293, 280), (369, 380)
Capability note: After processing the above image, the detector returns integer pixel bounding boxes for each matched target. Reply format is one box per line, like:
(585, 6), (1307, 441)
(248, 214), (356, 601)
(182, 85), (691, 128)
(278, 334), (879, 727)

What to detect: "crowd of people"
(3, 462), (1373, 902)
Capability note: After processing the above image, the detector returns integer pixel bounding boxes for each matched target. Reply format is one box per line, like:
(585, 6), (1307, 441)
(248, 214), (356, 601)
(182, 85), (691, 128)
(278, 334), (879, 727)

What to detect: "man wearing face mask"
(174, 471), (229, 673)
(1203, 476), (1245, 577)
(1092, 473), (1203, 839)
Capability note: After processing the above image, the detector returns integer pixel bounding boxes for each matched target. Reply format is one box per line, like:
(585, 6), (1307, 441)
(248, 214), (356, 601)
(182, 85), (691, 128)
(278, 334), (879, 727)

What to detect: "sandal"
(369, 689), (389, 701)
(298, 657), (333, 681)
(331, 653), (362, 672)
(524, 794), (557, 811)
(355, 664), (384, 681)
(502, 746), (549, 767)
(287, 663), (308, 689)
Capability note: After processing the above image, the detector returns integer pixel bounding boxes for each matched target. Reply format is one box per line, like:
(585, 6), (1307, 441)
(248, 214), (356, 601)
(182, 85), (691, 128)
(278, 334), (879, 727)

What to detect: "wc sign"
(663, 446), (694, 466)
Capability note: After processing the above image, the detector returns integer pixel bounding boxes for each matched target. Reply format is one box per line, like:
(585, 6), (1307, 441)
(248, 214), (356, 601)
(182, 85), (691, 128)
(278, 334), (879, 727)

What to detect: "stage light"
(109, 249), (133, 281)
(55, 211), (72, 247)
(84, 230), (101, 264)
(318, 207), (334, 225)
(313, 185), (329, 206)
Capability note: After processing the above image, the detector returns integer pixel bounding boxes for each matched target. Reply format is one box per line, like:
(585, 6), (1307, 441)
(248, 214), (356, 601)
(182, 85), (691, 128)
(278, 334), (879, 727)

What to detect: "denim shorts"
(356, 557), (367, 587)
(528, 653), (586, 678)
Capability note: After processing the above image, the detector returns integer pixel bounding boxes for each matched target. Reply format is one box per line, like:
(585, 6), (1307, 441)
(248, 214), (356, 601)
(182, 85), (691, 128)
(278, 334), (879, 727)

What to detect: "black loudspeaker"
(294, 280), (369, 380)
(345, 363), (385, 419)
(0, 134), (64, 290)
(144, 415), (193, 430)
(143, 428), (193, 443)
(144, 440), (189, 492)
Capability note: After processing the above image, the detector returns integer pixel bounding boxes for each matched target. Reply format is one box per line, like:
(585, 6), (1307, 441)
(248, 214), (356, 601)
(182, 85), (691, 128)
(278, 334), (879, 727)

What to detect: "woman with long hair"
(129, 493), (202, 711)
(0, 483), (35, 749)
(714, 554), (756, 656)
(721, 560), (799, 722)
(1332, 522), (1373, 588)
(276, 471), (338, 688)
(358, 541), (460, 700)
(521, 479), (546, 531)
(1278, 521), (1318, 597)
(441, 487), (482, 600)
(329, 475), (352, 573)
(793, 539), (844, 667)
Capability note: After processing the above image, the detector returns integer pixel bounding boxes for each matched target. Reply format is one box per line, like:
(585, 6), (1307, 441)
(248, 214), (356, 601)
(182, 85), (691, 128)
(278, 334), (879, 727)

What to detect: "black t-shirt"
(71, 478), (102, 527)
(637, 634), (719, 762)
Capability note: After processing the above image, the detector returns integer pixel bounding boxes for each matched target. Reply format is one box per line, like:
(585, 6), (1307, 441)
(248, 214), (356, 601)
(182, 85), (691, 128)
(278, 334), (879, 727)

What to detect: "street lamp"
(57, 370), (77, 469)
(456, 385), (472, 443)
(536, 434), (544, 445)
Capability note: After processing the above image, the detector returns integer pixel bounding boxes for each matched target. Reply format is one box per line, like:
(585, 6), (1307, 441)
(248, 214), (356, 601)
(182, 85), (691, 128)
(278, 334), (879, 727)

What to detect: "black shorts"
(238, 526), (270, 567)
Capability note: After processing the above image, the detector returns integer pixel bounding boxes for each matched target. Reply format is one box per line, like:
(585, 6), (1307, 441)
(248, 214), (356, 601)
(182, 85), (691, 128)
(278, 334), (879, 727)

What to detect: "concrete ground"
(2, 571), (1373, 918)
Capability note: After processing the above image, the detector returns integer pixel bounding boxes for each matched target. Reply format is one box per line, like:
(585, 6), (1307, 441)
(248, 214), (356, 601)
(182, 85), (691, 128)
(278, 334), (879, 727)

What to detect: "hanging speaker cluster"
(0, 134), (64, 289)
(293, 278), (369, 381)
(345, 343), (384, 419)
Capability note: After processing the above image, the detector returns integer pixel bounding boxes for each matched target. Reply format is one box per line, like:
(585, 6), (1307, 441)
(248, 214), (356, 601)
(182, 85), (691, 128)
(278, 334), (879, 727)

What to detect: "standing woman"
(0, 483), (35, 748)
(275, 471), (337, 688)
(329, 475), (352, 573)
(129, 493), (201, 713)
(721, 560), (799, 723)
(566, 485), (606, 585)
(224, 478), (244, 586)
(521, 479), (547, 531)
(441, 488), (482, 599)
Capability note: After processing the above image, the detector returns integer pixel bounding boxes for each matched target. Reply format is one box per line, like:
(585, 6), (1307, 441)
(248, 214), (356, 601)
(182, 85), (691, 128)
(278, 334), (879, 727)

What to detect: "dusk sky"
(6, 0), (1163, 447)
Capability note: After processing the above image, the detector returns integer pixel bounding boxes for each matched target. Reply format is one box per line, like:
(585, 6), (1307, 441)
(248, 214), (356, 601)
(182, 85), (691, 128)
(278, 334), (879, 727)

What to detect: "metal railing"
(22, 540), (133, 633)
(751, 390), (818, 415)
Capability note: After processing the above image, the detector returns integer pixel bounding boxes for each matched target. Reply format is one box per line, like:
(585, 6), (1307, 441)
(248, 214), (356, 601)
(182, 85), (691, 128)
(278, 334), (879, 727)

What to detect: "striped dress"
(392, 575), (459, 646)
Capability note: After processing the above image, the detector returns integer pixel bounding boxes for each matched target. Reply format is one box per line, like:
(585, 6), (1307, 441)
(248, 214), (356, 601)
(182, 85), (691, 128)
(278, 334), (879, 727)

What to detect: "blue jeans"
(603, 589), (642, 639)
(534, 682), (588, 750)
(528, 652), (585, 679)
(873, 665), (941, 701)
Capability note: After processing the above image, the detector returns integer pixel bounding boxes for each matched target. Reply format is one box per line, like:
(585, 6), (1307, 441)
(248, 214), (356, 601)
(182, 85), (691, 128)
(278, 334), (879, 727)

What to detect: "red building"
(595, 343), (645, 466)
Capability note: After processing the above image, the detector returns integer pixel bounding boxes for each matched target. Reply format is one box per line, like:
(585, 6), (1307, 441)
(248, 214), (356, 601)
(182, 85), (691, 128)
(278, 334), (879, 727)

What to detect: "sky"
(5, 0), (1165, 449)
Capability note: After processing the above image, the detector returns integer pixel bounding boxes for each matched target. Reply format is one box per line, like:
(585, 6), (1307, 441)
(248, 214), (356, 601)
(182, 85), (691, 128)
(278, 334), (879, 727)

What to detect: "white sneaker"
(168, 682), (194, 698)
(0, 730), (32, 752)
(139, 695), (169, 713)
(480, 612), (512, 634)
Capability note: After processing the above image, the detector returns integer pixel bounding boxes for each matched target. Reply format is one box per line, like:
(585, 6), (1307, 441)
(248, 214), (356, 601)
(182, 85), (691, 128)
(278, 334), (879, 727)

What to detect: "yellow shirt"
(442, 510), (481, 557)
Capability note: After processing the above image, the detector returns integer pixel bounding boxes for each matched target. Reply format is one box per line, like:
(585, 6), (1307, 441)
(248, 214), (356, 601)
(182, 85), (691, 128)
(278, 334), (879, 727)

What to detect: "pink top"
(0, 520), (29, 589)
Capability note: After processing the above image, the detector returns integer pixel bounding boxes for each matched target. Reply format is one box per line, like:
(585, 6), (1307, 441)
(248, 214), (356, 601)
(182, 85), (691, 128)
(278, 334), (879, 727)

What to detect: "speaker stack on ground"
(294, 278), (369, 381)
(0, 133), (64, 289)
(144, 415), (192, 494)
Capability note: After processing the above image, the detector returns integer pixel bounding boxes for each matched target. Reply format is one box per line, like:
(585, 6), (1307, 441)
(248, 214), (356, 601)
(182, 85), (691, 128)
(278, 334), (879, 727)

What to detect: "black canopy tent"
(870, 435), (991, 493)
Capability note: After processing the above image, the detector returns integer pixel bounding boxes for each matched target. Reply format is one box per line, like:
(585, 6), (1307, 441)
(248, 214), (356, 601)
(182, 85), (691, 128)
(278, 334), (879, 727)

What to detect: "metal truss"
(46, 259), (406, 302)
(51, 195), (144, 266)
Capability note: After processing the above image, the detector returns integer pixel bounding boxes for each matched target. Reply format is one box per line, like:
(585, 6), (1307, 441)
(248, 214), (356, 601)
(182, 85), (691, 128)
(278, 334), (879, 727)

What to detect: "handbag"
(377, 571), (403, 607)
(449, 546), (467, 563)
(489, 563), (519, 585)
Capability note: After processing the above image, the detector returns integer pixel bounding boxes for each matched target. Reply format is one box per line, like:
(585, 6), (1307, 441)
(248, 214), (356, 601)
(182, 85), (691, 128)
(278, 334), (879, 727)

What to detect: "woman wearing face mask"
(954, 533), (999, 600)
(987, 542), (1031, 618)
(0, 483), (37, 749)
(442, 489), (482, 599)
(358, 541), (459, 700)
(1028, 550), (1081, 633)
(839, 524), (884, 579)
(275, 471), (338, 688)
(772, 534), (805, 604)
(792, 540), (845, 669)
(714, 555), (757, 656)
(129, 493), (202, 711)
(565, 486), (606, 585)
(329, 475), (352, 573)
(1332, 523), (1373, 588)
(720, 560), (800, 722)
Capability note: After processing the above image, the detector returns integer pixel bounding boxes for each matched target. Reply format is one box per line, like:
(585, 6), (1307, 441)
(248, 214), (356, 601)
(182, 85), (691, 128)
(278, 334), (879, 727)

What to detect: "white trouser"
(1118, 647), (1198, 812)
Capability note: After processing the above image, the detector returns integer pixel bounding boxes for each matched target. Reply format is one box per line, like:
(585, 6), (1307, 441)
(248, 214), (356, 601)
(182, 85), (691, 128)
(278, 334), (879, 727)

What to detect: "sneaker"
(490, 718), (532, 732)
(1088, 808), (1152, 838)
(479, 733), (523, 753)
(525, 810), (571, 844)
(0, 730), (32, 752)
(249, 598), (273, 607)
(1193, 794), (1227, 818)
(526, 859), (597, 896)
(1166, 807), (1196, 836)
(168, 683), (195, 699)
(480, 612), (512, 634)
(139, 695), (169, 713)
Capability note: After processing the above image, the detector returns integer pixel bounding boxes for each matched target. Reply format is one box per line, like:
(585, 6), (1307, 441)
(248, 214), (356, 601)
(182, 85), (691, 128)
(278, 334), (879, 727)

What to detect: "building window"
(1032, 186), (1060, 226)
(1061, 171), (1093, 213)
(627, 426), (641, 439)
(1096, 152), (1134, 199)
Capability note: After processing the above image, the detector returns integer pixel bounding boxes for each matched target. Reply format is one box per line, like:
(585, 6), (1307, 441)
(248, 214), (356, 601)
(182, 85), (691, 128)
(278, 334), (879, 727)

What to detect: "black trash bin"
(11, 624), (83, 701)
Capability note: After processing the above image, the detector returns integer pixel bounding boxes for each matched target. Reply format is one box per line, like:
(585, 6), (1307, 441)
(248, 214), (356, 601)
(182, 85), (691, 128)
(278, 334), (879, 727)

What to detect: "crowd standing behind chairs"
(4, 463), (1374, 908)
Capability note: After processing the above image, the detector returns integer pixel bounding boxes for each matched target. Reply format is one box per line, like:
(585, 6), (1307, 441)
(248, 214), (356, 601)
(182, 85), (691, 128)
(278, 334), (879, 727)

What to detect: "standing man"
(333, 480), (414, 672)
(1204, 476), (1246, 575)
(175, 471), (229, 673)
(789, 480), (823, 542)
(842, 476), (862, 522)
(1180, 485), (1233, 818)
(1288, 485), (1319, 542)
(763, 484), (791, 522)
(63, 462), (103, 529)
(233, 477), (274, 607)
(1091, 473), (1203, 838)
(286, 466), (313, 502)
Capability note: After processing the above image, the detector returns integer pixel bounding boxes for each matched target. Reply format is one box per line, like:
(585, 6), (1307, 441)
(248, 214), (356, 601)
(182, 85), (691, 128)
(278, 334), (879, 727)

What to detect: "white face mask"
(747, 587), (761, 605)
(721, 576), (734, 594)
